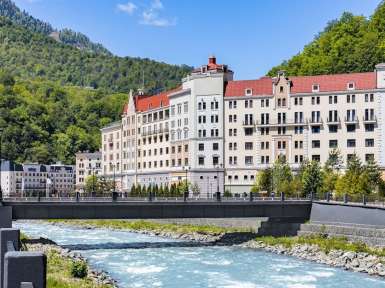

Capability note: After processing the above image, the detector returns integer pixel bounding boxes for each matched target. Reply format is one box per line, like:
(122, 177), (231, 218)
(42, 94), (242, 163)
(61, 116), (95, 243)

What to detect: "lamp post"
(110, 162), (116, 193)
(0, 127), (3, 201)
(92, 167), (96, 197)
(184, 166), (189, 201)
(215, 163), (222, 200)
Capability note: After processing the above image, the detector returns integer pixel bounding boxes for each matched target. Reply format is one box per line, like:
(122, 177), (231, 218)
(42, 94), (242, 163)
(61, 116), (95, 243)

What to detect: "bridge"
(1, 197), (312, 221)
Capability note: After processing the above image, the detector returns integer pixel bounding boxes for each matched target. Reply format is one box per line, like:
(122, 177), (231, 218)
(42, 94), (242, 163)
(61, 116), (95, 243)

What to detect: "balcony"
(363, 116), (377, 124)
(344, 116), (359, 124)
(242, 120), (256, 127)
(327, 117), (340, 125)
(308, 117), (323, 126)
(256, 119), (306, 127)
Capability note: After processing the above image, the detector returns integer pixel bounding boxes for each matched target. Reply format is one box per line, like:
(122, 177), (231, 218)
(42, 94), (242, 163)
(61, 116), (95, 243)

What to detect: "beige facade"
(75, 151), (102, 192)
(101, 57), (385, 195)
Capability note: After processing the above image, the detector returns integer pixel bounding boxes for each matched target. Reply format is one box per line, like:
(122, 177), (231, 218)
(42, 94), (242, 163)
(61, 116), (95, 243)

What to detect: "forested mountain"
(0, 1), (192, 164)
(268, 1), (385, 76)
(0, 17), (191, 92)
(0, 0), (110, 54)
(0, 76), (128, 164)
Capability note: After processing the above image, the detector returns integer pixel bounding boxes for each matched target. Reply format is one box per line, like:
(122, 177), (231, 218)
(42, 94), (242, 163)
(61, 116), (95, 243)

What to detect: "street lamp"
(110, 162), (116, 193)
(184, 166), (190, 201)
(215, 163), (223, 199)
(91, 166), (96, 197)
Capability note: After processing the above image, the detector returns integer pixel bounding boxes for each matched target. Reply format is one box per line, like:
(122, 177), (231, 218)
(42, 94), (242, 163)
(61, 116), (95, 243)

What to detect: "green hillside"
(0, 16), (191, 93)
(0, 76), (127, 164)
(268, 2), (385, 76)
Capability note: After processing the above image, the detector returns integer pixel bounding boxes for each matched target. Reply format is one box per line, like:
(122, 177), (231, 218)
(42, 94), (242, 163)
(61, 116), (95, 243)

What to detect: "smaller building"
(75, 151), (102, 192)
(47, 163), (75, 196)
(21, 163), (48, 197)
(0, 160), (23, 197)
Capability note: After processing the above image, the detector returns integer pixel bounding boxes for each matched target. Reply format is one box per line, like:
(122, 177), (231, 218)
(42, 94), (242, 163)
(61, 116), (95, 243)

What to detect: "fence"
(0, 228), (46, 288)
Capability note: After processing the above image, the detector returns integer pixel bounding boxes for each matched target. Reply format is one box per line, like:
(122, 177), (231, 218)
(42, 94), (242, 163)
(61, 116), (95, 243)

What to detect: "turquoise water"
(15, 221), (385, 288)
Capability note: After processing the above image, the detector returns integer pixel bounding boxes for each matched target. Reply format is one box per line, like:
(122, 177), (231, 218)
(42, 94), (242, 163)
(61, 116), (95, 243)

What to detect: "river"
(14, 221), (385, 288)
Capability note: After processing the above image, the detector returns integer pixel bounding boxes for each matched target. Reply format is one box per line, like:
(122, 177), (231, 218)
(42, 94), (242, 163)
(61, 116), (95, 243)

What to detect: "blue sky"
(14, 0), (380, 80)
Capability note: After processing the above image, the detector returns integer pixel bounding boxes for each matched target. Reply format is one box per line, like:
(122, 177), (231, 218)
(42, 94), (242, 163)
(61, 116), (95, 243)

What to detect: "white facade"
(75, 151), (102, 192)
(101, 57), (385, 195)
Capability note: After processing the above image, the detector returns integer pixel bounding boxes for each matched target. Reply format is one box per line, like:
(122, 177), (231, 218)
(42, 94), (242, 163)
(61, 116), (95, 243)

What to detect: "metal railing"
(3, 193), (310, 203)
(315, 192), (385, 208)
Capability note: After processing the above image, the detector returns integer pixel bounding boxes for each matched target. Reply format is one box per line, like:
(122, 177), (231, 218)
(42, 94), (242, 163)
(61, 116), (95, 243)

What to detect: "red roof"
(134, 86), (182, 112)
(224, 77), (273, 97)
(290, 72), (376, 94)
(225, 72), (376, 97)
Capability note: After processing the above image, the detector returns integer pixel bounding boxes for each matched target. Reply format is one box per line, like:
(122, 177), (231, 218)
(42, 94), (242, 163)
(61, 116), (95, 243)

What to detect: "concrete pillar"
(0, 229), (20, 288)
(4, 252), (46, 288)
(0, 208), (12, 229)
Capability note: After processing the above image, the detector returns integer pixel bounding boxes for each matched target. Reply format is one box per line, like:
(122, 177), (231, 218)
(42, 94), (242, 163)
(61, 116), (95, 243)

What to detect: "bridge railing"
(315, 192), (385, 208)
(3, 193), (310, 203)
(0, 229), (46, 288)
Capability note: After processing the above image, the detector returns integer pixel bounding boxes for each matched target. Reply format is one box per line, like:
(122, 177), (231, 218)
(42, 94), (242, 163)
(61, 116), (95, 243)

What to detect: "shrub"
(70, 260), (87, 278)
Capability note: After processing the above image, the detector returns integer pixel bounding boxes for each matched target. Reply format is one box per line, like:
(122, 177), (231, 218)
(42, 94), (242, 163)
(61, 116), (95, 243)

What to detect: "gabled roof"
(224, 77), (273, 97)
(224, 71), (377, 97)
(134, 86), (182, 113)
(289, 72), (376, 94)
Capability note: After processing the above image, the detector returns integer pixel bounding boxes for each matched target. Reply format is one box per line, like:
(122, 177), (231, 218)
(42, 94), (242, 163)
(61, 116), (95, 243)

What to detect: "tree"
(84, 175), (98, 194)
(190, 183), (200, 196)
(272, 157), (292, 193)
(252, 169), (272, 194)
(325, 149), (343, 171)
(164, 185), (170, 197)
(130, 184), (136, 196)
(302, 161), (323, 197)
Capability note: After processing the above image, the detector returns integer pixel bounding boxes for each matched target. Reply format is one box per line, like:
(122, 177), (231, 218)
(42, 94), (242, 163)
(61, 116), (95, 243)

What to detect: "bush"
(70, 260), (87, 278)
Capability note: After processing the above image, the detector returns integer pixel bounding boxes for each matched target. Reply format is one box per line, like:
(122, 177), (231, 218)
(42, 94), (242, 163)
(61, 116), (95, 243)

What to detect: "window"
(365, 139), (374, 147)
(347, 82), (355, 90)
(312, 140), (320, 148)
(329, 125), (338, 133)
(198, 143), (204, 151)
(347, 139), (356, 147)
(312, 84), (319, 92)
(245, 128), (253, 136)
(245, 142), (253, 150)
(312, 155), (320, 162)
(365, 124), (375, 132)
(347, 124), (356, 132)
(198, 157), (204, 165)
(279, 86), (284, 93)
(365, 154), (374, 162)
(365, 93), (375, 102)
(213, 143), (219, 151)
(329, 140), (338, 148)
(245, 89), (252, 96)
(245, 156), (253, 165)
(212, 156), (219, 166)
(311, 126), (320, 133)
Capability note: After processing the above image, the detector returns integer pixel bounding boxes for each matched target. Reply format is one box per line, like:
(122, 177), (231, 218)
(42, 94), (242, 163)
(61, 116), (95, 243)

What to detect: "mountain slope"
(0, 16), (191, 92)
(0, 0), (110, 55)
(268, 2), (385, 76)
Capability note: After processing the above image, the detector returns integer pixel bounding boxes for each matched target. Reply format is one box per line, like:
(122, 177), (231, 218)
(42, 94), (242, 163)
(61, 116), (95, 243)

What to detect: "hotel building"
(101, 56), (385, 195)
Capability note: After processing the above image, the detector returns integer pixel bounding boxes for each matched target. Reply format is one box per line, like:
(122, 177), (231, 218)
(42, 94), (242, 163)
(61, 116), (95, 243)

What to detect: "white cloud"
(117, 2), (137, 15)
(151, 0), (163, 10)
(140, 10), (176, 27)
(117, 0), (175, 27)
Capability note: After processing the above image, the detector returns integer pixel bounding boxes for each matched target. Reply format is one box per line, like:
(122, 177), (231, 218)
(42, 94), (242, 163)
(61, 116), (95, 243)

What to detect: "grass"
(47, 219), (251, 235)
(256, 234), (385, 257)
(45, 249), (111, 288)
(20, 236), (112, 288)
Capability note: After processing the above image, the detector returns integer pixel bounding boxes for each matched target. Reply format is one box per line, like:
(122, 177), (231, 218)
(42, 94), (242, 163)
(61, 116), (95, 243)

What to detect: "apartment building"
(101, 57), (385, 195)
(0, 161), (75, 197)
(75, 151), (102, 192)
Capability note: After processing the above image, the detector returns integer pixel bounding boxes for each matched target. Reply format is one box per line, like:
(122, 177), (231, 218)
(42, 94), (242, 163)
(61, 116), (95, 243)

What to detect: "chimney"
(208, 55), (216, 65)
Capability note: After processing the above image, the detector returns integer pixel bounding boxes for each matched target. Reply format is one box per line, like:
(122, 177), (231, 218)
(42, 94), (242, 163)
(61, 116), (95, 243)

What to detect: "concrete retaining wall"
(311, 202), (385, 227)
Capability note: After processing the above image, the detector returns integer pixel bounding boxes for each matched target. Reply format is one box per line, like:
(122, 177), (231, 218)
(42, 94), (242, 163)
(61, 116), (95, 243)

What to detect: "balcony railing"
(256, 119), (306, 127)
(309, 117), (323, 125)
(344, 116), (359, 124)
(326, 116), (340, 124)
(242, 120), (256, 126)
(363, 116), (377, 123)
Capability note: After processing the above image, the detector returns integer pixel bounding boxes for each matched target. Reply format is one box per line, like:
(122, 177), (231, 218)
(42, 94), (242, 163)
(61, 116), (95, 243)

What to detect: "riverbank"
(22, 235), (116, 287)
(45, 219), (385, 278)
